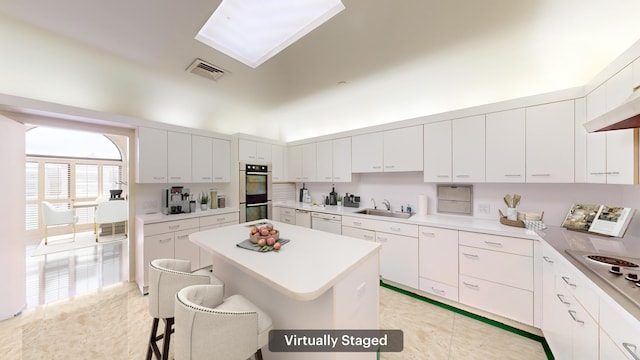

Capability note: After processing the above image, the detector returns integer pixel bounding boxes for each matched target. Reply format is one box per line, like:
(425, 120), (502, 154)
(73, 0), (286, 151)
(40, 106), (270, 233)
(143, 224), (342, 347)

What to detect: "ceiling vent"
(186, 58), (226, 81)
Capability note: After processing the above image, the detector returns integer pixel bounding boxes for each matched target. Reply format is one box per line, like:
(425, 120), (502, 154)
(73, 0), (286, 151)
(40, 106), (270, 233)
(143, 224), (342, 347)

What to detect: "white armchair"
(41, 201), (79, 245)
(174, 284), (273, 360)
(94, 200), (128, 242)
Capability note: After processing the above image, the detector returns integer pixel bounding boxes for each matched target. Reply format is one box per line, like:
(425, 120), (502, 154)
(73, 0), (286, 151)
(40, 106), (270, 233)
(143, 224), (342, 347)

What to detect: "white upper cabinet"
(287, 145), (303, 182)
(424, 121), (452, 182)
(137, 127), (167, 183)
(453, 115), (485, 183)
(526, 100), (575, 183)
(383, 125), (423, 172)
(238, 139), (271, 163)
(586, 66), (637, 184)
(212, 138), (230, 182)
(271, 144), (284, 182)
(352, 126), (422, 173)
(486, 109), (525, 183)
(302, 143), (317, 181)
(316, 140), (333, 182)
(332, 137), (352, 182)
(167, 131), (192, 183)
(191, 135), (213, 183)
(351, 132), (384, 173)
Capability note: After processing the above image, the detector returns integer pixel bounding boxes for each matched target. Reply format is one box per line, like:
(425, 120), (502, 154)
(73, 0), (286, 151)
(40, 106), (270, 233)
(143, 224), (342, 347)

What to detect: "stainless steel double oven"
(239, 163), (272, 222)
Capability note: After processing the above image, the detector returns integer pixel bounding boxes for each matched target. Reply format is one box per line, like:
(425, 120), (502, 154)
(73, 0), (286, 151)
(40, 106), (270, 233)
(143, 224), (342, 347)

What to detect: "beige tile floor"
(0, 280), (549, 360)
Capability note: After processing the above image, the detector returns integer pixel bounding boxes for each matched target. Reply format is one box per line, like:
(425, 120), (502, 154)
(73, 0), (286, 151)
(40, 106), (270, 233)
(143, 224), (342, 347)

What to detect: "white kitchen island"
(189, 220), (382, 360)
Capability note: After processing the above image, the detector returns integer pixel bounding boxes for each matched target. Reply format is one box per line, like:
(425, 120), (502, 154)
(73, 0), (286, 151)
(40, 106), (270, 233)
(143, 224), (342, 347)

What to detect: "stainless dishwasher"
(311, 212), (342, 234)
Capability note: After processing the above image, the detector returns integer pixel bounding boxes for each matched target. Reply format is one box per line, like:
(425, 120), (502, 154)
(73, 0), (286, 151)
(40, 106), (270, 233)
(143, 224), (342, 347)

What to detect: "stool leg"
(255, 349), (264, 360)
(146, 318), (159, 360)
(162, 318), (174, 360)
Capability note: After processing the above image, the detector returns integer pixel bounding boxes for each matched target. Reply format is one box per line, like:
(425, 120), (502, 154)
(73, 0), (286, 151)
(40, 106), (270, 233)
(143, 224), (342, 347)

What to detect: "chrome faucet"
(371, 198), (377, 209)
(382, 199), (391, 211)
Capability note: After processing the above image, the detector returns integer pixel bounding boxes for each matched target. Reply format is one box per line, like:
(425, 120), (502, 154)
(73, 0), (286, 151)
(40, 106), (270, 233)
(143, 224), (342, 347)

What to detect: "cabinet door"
(423, 121), (452, 182)
(191, 135), (213, 183)
(238, 139), (257, 162)
(419, 226), (458, 286)
(143, 233), (174, 286)
(332, 137), (352, 182)
(212, 138), (230, 182)
(526, 100), (575, 183)
(174, 228), (200, 271)
(271, 144), (284, 182)
(137, 127), (167, 183)
(295, 210), (311, 228)
(586, 85), (607, 183)
(316, 140), (333, 182)
(302, 143), (317, 182)
(167, 131), (192, 183)
(453, 115), (485, 182)
(352, 132), (383, 173)
(383, 125), (423, 172)
(256, 142), (272, 163)
(486, 109), (525, 182)
(376, 232), (418, 289)
(605, 66), (636, 184)
(287, 145), (303, 182)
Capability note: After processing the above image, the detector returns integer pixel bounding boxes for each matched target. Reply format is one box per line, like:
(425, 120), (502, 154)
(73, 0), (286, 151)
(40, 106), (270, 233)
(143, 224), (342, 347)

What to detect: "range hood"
(584, 86), (640, 133)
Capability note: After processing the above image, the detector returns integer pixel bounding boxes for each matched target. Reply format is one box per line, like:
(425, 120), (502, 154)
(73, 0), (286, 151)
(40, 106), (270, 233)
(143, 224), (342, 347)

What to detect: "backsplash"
(298, 172), (640, 237)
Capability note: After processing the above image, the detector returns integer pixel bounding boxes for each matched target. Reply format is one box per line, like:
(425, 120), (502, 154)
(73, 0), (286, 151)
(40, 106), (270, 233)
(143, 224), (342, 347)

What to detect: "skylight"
(196, 0), (345, 68)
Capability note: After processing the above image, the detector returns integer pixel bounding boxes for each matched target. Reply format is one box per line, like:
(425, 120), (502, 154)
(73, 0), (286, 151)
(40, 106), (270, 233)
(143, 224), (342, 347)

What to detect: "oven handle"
(246, 171), (269, 175)
(246, 202), (270, 207)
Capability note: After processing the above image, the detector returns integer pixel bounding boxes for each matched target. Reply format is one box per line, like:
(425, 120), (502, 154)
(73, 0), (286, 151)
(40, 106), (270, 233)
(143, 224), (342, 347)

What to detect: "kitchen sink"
(354, 208), (412, 219)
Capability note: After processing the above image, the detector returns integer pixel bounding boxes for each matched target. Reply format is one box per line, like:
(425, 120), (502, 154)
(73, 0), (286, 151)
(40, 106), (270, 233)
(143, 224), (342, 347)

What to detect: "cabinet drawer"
(199, 212), (239, 227)
(600, 298), (640, 360)
(280, 214), (295, 225)
(555, 259), (599, 318)
(371, 219), (418, 237)
(419, 278), (458, 302)
(280, 208), (296, 217)
(144, 218), (200, 236)
(459, 245), (533, 291)
(459, 275), (533, 326)
(341, 216), (378, 230)
(459, 231), (532, 256)
(341, 226), (375, 242)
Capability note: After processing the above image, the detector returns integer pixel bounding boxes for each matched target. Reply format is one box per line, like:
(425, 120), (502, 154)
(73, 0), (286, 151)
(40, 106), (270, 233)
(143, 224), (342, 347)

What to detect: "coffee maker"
(162, 186), (191, 214)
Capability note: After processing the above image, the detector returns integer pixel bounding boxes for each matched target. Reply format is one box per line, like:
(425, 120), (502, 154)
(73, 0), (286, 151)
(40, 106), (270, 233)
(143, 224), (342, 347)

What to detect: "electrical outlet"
(478, 203), (490, 214)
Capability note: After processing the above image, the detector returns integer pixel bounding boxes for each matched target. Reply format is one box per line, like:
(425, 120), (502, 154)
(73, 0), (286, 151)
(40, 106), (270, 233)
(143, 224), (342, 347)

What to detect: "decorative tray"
(237, 238), (289, 252)
(498, 209), (545, 229)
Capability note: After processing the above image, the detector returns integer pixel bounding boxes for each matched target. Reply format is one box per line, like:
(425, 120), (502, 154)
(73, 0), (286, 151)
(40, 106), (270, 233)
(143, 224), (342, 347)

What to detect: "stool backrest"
(148, 259), (210, 318)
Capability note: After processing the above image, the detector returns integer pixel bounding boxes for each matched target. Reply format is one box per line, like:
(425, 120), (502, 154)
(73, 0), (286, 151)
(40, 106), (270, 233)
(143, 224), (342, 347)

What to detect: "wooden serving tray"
(498, 210), (545, 228)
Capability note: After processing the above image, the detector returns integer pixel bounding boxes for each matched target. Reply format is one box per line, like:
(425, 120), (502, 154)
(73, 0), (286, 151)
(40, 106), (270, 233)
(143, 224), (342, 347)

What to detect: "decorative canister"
(217, 195), (226, 208)
(210, 190), (218, 209)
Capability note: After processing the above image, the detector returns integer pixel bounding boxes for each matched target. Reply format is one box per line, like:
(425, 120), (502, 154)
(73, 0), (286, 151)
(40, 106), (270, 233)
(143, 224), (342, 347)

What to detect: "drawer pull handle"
(177, 235), (188, 239)
(436, 175), (450, 178)
(421, 232), (436, 237)
(378, 236), (388, 242)
(353, 221), (362, 226)
(389, 227), (401, 232)
(542, 256), (554, 263)
(169, 225), (180, 229)
(463, 281), (479, 289)
(556, 294), (570, 305)
(431, 287), (446, 294)
(623, 343), (640, 360)
(531, 173), (551, 177)
(503, 174), (521, 177)
(159, 238), (172, 243)
(561, 276), (577, 288)
(363, 235), (373, 240)
(455, 174), (470, 178)
(463, 252), (479, 259)
(217, 218), (225, 222)
(568, 310), (584, 325)
(484, 241), (502, 247)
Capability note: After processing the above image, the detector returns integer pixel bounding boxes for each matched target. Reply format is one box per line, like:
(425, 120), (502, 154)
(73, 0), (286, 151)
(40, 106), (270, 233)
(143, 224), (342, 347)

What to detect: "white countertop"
(273, 201), (541, 240)
(190, 219), (381, 301)
(136, 207), (239, 224)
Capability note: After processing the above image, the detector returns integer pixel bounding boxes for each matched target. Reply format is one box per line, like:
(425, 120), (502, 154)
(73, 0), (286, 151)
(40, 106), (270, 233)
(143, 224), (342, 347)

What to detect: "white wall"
(300, 173), (640, 235)
(0, 115), (25, 320)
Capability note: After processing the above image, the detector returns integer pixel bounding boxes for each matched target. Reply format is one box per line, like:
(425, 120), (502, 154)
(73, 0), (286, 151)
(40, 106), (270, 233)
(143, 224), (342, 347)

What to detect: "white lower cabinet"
(458, 231), (534, 325)
(600, 298), (640, 360)
(135, 212), (239, 293)
(418, 226), (458, 301)
(376, 231), (418, 289)
(279, 207), (296, 225)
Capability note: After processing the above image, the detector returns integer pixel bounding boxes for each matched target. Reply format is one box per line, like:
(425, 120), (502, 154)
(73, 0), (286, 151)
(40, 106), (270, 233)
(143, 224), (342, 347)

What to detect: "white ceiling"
(1, 0), (640, 141)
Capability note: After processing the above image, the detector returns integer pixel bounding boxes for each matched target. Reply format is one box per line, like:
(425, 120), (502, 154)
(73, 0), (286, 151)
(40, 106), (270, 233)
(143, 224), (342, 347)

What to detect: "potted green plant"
(199, 192), (209, 211)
